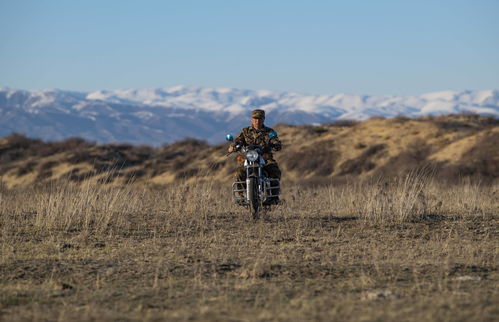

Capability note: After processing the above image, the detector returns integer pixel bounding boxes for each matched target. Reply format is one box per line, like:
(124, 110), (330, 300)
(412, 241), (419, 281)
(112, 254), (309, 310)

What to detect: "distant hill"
(1, 115), (497, 188)
(1, 86), (498, 145)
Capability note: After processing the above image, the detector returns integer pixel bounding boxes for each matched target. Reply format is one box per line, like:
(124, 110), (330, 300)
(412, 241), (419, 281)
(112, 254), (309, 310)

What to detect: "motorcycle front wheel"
(247, 177), (260, 220)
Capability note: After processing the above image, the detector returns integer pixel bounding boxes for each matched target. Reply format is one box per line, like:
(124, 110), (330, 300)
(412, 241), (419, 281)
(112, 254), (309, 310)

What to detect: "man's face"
(251, 117), (264, 130)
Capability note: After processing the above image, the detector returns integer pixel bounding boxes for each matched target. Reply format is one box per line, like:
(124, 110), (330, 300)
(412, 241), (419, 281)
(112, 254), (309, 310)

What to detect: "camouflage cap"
(251, 109), (265, 119)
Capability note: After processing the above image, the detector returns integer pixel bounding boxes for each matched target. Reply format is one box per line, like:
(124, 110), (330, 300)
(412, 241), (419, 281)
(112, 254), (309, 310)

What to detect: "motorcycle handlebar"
(226, 144), (265, 156)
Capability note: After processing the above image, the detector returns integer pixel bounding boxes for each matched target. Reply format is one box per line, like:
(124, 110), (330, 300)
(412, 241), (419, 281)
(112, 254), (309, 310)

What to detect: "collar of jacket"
(249, 126), (270, 132)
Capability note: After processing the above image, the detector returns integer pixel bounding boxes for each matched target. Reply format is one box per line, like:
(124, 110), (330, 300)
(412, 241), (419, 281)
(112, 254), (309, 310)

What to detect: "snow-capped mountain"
(1, 86), (498, 145)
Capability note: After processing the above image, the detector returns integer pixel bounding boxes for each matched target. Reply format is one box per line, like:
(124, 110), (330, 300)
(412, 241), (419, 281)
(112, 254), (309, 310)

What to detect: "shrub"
(16, 161), (37, 176)
(373, 140), (431, 178)
(338, 144), (386, 175)
(175, 168), (200, 179)
(284, 141), (340, 176)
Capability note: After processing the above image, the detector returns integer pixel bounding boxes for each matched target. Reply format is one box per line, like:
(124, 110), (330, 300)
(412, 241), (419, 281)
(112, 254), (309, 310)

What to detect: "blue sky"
(1, 0), (498, 95)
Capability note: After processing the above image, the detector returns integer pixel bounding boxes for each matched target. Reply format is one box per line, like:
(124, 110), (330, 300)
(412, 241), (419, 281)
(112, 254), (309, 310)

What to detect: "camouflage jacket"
(234, 126), (282, 163)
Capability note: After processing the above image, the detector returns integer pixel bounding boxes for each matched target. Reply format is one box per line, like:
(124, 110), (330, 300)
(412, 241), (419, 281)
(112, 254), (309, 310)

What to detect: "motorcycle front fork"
(246, 166), (263, 201)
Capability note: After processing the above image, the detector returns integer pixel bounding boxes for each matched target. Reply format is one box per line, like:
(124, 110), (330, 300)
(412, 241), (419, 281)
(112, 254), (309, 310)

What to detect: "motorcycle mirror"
(269, 131), (277, 139)
(225, 134), (234, 142)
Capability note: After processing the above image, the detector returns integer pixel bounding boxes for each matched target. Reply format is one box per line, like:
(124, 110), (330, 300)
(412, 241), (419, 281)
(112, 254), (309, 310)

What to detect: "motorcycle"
(225, 132), (281, 220)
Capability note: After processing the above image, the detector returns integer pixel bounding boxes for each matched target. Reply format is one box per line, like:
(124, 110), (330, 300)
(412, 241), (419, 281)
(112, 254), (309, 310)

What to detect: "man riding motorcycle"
(227, 109), (282, 204)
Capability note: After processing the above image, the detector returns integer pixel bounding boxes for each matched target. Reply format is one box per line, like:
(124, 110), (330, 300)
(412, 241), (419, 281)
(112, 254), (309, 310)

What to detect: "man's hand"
(227, 145), (234, 153)
(270, 141), (282, 151)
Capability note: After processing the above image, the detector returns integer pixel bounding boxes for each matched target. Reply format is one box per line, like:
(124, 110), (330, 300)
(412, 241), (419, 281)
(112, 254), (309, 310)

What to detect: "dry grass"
(1, 174), (498, 321)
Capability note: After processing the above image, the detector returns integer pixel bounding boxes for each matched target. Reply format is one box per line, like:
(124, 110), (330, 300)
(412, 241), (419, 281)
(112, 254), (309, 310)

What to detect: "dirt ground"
(1, 180), (498, 321)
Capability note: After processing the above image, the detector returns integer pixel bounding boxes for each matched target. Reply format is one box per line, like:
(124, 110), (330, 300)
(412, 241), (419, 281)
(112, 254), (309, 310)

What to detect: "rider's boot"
(263, 196), (280, 206)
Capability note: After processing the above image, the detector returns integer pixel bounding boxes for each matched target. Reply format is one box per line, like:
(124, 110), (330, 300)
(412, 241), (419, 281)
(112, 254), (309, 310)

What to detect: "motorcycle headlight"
(246, 150), (259, 162)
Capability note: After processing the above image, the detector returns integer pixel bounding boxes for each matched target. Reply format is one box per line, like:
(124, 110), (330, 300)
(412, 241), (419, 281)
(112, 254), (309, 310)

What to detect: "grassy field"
(1, 174), (498, 321)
